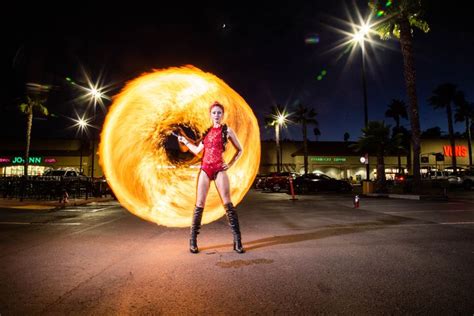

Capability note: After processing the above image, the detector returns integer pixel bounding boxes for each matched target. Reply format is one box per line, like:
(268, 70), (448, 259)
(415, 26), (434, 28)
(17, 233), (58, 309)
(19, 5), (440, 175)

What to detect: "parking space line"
(91, 206), (116, 213)
(440, 221), (474, 225)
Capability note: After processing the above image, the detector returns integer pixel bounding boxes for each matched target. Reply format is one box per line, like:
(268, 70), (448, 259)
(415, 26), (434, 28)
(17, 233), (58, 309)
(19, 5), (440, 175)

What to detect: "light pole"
(275, 111), (289, 173)
(75, 116), (90, 175)
(353, 23), (371, 180)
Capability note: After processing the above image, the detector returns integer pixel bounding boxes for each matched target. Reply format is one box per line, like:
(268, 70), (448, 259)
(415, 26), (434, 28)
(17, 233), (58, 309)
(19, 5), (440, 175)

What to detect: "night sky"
(1, 1), (473, 142)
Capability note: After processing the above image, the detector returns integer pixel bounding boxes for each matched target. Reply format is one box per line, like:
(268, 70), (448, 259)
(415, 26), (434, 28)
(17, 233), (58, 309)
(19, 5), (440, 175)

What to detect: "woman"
(177, 101), (244, 254)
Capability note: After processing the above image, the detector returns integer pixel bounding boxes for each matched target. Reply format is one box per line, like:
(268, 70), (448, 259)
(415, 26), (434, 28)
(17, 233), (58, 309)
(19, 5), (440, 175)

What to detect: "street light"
(76, 78), (110, 178)
(72, 114), (91, 175)
(352, 21), (371, 180)
(271, 109), (290, 173)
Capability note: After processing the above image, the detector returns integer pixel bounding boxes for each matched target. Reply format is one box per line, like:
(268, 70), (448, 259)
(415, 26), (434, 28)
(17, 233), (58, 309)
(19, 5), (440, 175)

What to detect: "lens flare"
(99, 66), (260, 227)
(304, 33), (320, 45)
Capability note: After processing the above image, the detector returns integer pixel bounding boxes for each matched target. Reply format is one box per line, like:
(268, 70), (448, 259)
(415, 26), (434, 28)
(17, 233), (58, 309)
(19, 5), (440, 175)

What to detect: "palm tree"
(344, 132), (350, 142)
(369, 0), (430, 185)
(351, 121), (399, 192)
(264, 104), (287, 173)
(421, 126), (443, 138)
(396, 126), (411, 174)
(313, 127), (321, 141)
(454, 92), (474, 167)
(292, 102), (318, 175)
(428, 83), (460, 169)
(19, 96), (49, 177)
(385, 99), (407, 173)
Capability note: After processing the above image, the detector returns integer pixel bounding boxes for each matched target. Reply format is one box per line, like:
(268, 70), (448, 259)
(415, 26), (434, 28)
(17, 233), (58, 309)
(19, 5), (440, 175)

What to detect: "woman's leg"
(215, 172), (244, 253)
(214, 171), (231, 204)
(190, 171), (211, 253)
(196, 170), (211, 207)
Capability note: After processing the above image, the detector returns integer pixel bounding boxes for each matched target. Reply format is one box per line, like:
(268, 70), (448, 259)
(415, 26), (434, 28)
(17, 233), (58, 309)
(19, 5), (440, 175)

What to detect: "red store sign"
(443, 145), (467, 157)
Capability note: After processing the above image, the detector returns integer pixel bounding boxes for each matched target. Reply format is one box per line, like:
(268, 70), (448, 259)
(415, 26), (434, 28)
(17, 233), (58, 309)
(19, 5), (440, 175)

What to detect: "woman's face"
(210, 105), (224, 124)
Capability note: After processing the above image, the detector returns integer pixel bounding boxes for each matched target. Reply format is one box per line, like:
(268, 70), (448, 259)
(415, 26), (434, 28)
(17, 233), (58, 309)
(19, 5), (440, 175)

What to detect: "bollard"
(60, 190), (69, 204)
(353, 195), (359, 208)
(289, 176), (298, 201)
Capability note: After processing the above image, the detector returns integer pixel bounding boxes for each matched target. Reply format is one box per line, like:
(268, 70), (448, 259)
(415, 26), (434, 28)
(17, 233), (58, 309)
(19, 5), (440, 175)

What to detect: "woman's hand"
(177, 136), (188, 144)
(222, 163), (230, 170)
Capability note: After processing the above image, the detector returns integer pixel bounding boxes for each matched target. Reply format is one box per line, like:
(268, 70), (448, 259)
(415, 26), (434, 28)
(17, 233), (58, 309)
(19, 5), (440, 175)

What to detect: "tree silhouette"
(369, 0), (430, 184)
(429, 83), (461, 169)
(454, 92), (473, 167)
(19, 95), (49, 177)
(351, 121), (400, 192)
(344, 132), (350, 142)
(385, 99), (408, 173)
(292, 101), (318, 174)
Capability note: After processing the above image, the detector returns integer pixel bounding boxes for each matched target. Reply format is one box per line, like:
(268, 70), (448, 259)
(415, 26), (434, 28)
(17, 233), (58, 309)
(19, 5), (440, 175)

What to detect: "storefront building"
(1, 137), (471, 180)
(0, 138), (102, 177)
(260, 138), (472, 180)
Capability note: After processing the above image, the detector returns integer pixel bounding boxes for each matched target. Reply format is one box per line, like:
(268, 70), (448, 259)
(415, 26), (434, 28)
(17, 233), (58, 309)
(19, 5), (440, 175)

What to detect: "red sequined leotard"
(201, 125), (225, 180)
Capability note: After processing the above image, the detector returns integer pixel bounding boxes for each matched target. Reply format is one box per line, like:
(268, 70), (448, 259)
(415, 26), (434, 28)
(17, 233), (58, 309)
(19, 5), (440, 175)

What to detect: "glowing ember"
(99, 66), (260, 227)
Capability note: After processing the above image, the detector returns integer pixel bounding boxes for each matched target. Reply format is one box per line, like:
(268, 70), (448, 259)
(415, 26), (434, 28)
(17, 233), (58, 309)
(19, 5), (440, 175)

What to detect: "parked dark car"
(264, 172), (298, 192)
(253, 174), (269, 190)
(291, 173), (352, 194)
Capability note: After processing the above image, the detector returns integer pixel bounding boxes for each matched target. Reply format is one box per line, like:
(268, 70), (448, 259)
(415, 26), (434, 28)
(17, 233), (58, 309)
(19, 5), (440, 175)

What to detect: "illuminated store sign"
(310, 157), (347, 163)
(0, 157), (57, 164)
(443, 146), (467, 157)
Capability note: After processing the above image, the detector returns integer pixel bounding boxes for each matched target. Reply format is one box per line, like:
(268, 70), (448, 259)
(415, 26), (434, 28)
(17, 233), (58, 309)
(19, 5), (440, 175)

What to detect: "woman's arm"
(178, 136), (204, 155)
(223, 127), (243, 170)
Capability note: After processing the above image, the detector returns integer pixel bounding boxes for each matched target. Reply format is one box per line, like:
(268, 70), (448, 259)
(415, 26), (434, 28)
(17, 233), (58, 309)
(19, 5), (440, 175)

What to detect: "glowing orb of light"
(99, 66), (260, 228)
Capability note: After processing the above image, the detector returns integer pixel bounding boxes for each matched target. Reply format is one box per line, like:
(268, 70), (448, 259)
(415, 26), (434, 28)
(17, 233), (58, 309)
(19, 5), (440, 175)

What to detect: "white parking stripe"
(440, 221), (474, 225)
(90, 206), (116, 213)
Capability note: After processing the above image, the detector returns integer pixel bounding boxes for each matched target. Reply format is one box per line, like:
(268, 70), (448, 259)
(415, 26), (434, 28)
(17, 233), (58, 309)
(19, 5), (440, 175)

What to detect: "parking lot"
(1, 189), (473, 314)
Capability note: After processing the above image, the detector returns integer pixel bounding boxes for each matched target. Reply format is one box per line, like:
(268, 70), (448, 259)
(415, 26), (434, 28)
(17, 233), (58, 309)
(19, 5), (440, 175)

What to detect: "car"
(42, 168), (88, 182)
(291, 173), (353, 194)
(253, 174), (269, 190)
(426, 170), (462, 186)
(461, 170), (474, 190)
(394, 173), (410, 184)
(264, 172), (298, 192)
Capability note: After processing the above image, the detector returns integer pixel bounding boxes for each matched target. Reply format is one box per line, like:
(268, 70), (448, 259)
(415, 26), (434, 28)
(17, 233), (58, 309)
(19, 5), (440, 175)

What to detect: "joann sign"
(0, 157), (57, 164)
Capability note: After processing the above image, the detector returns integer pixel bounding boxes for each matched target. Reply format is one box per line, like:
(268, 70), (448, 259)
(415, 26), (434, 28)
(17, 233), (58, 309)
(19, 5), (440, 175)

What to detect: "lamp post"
(353, 23), (371, 180)
(275, 112), (289, 173)
(75, 117), (90, 175)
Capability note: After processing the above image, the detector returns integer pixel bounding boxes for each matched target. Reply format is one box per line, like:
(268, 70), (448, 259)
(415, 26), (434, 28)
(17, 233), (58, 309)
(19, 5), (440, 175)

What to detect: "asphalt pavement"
(0, 190), (473, 315)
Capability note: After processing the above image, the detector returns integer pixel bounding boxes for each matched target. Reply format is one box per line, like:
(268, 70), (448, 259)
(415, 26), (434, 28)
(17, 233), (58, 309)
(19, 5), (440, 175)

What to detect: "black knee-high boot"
(224, 203), (244, 253)
(190, 206), (204, 253)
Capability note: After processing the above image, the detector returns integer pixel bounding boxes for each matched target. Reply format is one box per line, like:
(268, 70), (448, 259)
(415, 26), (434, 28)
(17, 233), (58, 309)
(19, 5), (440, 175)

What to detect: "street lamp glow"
(270, 107), (291, 173)
(71, 67), (114, 114)
(78, 118), (88, 129)
(72, 114), (92, 134)
(89, 88), (103, 100)
(277, 113), (287, 126)
(352, 22), (371, 44)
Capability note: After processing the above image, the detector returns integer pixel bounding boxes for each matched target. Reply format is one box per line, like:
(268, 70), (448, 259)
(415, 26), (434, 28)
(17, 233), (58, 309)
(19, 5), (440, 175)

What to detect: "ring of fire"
(99, 66), (260, 227)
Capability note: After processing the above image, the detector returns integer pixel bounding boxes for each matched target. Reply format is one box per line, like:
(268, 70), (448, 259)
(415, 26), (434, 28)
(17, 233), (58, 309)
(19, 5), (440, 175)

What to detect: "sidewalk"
(0, 196), (116, 211)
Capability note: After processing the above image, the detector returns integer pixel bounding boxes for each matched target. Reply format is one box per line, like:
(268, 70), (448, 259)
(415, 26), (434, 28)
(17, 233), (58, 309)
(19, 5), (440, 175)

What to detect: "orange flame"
(99, 66), (260, 227)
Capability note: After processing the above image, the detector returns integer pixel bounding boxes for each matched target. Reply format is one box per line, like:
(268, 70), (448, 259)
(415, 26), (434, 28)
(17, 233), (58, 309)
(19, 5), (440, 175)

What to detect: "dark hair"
(201, 124), (228, 151)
